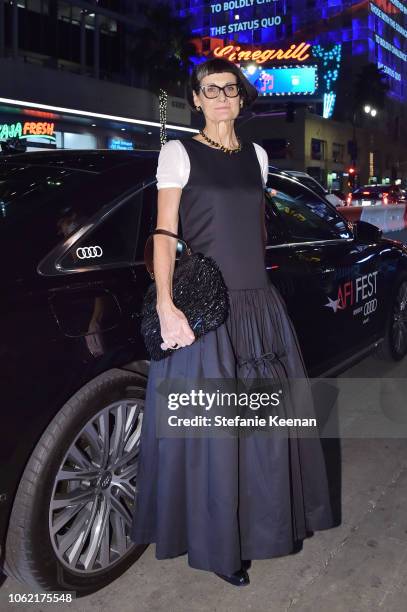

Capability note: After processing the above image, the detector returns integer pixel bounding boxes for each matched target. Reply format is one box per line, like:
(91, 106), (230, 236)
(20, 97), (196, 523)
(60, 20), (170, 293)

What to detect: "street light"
(351, 104), (378, 189)
(364, 105), (378, 117)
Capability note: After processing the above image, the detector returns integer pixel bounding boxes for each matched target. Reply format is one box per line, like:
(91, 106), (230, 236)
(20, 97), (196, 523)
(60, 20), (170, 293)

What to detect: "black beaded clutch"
(141, 229), (229, 361)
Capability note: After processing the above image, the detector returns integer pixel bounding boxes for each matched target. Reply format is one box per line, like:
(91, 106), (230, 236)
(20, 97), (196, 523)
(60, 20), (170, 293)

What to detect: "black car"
(349, 184), (406, 206)
(1, 149), (407, 596)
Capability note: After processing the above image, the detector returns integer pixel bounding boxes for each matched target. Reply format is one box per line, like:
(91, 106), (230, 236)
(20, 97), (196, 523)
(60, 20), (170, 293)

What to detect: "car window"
(294, 176), (327, 198)
(0, 165), (87, 223)
(57, 185), (156, 272)
(264, 191), (287, 246)
(267, 174), (352, 242)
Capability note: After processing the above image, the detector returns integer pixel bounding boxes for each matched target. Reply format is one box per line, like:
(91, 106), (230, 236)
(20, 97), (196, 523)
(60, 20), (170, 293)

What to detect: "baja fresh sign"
(0, 121), (55, 140)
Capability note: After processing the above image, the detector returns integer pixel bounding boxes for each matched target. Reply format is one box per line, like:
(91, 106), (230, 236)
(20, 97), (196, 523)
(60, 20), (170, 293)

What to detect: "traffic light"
(347, 167), (356, 189)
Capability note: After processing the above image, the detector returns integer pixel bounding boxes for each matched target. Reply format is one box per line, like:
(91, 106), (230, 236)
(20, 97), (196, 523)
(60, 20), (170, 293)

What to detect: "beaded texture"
(199, 130), (243, 155)
(141, 250), (230, 361)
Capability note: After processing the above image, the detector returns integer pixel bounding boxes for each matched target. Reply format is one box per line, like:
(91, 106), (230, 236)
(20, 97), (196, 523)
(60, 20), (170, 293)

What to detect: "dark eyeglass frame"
(199, 83), (242, 99)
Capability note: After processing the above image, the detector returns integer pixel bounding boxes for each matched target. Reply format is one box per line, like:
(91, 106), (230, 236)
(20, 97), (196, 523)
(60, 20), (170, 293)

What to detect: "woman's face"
(192, 71), (242, 123)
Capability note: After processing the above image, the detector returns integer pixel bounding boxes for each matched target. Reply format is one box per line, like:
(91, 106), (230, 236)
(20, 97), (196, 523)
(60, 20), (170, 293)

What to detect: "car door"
(264, 173), (382, 374)
(42, 181), (158, 364)
(263, 187), (309, 315)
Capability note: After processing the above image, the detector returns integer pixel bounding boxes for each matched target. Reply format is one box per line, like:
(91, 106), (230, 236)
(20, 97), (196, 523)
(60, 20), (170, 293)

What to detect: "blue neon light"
(169, 0), (405, 103)
(370, 2), (407, 39)
(108, 138), (134, 150)
(323, 92), (336, 118)
(241, 65), (317, 95)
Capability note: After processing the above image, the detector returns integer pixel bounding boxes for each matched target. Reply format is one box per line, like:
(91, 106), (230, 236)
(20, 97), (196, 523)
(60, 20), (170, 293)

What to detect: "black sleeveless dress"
(130, 137), (334, 575)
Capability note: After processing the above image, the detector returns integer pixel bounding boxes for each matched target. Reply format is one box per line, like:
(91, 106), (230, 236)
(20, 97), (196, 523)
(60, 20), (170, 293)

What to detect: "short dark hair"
(186, 58), (258, 114)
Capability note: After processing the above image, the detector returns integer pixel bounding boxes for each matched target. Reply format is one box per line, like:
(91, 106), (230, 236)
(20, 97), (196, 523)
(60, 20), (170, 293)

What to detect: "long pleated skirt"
(130, 281), (334, 575)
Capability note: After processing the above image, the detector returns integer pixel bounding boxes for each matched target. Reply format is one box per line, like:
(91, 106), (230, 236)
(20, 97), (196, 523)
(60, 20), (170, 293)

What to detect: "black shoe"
(214, 567), (250, 587)
(241, 559), (252, 570)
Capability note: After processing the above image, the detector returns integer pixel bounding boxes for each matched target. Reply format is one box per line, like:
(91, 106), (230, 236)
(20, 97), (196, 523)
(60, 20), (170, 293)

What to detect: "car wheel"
(4, 368), (148, 596)
(376, 273), (407, 361)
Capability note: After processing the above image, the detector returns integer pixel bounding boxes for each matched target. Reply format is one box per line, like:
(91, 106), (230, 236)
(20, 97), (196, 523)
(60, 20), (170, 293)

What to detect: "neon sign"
(213, 42), (312, 64)
(210, 0), (282, 14)
(374, 33), (407, 62)
(0, 121), (55, 140)
(312, 44), (342, 118)
(108, 138), (134, 150)
(242, 65), (318, 96)
(370, 2), (407, 38)
(210, 16), (282, 35)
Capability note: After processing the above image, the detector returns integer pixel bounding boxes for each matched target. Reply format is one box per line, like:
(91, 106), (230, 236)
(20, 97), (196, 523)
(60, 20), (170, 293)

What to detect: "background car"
(347, 184), (406, 206)
(331, 189), (347, 205)
(2, 149), (407, 596)
(280, 170), (345, 207)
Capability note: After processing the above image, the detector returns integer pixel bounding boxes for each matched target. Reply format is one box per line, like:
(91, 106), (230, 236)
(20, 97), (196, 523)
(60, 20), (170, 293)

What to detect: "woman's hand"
(157, 301), (196, 351)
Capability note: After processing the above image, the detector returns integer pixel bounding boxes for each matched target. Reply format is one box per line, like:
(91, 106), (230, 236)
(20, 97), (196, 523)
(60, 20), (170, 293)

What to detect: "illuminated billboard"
(241, 64), (318, 96)
(170, 0), (406, 103)
(108, 138), (134, 150)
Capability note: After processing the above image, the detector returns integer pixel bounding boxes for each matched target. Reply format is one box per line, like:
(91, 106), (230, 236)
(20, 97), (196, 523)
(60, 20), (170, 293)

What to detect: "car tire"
(375, 272), (407, 361)
(4, 368), (148, 596)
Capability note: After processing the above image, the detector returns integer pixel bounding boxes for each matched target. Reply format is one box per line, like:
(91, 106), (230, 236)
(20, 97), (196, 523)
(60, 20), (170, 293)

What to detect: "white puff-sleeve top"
(156, 139), (269, 190)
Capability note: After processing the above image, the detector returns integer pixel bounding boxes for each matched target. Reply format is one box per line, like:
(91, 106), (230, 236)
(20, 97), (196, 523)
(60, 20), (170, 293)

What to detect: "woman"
(130, 58), (335, 586)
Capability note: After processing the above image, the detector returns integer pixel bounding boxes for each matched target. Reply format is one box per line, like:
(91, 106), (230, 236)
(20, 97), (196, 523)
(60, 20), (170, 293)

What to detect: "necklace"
(199, 130), (242, 154)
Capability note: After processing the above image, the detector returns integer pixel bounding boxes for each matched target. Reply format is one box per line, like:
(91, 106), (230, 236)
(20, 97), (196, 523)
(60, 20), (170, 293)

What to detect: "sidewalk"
(2, 438), (407, 612)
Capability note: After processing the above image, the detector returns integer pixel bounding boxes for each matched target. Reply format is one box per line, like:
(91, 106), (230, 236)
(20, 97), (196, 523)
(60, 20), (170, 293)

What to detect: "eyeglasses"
(199, 83), (242, 99)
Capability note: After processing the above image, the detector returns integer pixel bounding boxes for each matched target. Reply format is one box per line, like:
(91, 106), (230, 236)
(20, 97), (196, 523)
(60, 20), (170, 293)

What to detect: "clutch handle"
(144, 228), (192, 280)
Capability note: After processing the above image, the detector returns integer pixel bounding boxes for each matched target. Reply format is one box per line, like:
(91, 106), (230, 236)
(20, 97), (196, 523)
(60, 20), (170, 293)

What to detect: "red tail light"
(346, 194), (352, 206)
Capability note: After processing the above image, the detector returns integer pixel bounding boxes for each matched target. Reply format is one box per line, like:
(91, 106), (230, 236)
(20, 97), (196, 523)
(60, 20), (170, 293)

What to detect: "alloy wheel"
(48, 398), (143, 573)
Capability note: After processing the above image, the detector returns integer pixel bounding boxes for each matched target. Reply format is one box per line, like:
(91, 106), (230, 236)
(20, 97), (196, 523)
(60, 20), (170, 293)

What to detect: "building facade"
(0, 0), (405, 187)
(0, 0), (195, 152)
(172, 0), (406, 106)
(236, 105), (406, 189)
(167, 0), (407, 187)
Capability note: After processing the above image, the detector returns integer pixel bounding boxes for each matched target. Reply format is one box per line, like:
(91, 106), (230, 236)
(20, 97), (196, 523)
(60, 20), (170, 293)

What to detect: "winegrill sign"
(213, 42), (312, 63)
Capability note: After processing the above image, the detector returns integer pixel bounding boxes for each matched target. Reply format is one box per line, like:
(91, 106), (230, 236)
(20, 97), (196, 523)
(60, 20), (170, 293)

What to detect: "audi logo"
(363, 298), (378, 316)
(76, 246), (103, 259)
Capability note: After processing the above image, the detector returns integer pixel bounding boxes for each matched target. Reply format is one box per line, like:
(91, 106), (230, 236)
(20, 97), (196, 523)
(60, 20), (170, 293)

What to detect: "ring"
(172, 343), (179, 349)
